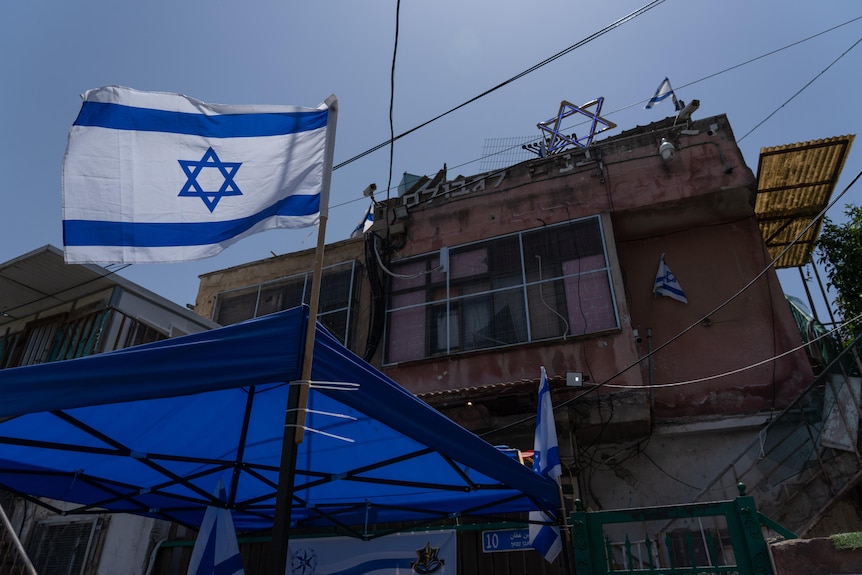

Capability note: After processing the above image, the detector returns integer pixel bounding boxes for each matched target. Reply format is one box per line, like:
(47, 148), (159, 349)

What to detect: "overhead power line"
(738, 35), (862, 142)
(331, 14), (862, 209)
(332, 0), (667, 171)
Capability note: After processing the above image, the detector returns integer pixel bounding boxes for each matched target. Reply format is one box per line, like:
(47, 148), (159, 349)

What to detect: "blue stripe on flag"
(63, 194), (320, 248)
(74, 101), (328, 137)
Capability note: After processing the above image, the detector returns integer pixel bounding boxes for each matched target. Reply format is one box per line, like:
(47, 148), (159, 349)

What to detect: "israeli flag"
(62, 86), (337, 263)
(187, 480), (244, 575)
(528, 367), (562, 563)
(653, 253), (688, 303)
(645, 77), (681, 111)
(350, 203), (374, 238)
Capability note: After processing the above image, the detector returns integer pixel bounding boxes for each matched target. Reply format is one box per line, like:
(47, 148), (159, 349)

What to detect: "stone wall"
(771, 536), (862, 575)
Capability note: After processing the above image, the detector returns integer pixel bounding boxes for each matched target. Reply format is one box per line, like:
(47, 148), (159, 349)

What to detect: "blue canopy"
(0, 306), (558, 533)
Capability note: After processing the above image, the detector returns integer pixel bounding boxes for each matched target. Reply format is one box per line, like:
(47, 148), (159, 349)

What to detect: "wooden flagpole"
(270, 95), (337, 575)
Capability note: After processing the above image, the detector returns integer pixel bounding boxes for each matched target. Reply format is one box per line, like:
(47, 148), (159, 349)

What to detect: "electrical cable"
(738, 35), (862, 142)
(332, 0), (666, 171)
(600, 311), (861, 390)
(386, 0), (401, 204)
(442, 15), (862, 175)
(327, 14), (861, 208)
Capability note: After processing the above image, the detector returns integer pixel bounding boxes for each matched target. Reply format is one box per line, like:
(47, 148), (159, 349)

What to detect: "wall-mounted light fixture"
(566, 372), (583, 387)
(659, 137), (676, 161)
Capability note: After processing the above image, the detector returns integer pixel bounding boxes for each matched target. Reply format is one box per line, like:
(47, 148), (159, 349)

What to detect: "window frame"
(383, 216), (619, 364)
(211, 260), (359, 346)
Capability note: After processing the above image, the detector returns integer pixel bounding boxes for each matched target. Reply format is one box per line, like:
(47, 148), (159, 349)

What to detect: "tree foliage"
(816, 204), (862, 342)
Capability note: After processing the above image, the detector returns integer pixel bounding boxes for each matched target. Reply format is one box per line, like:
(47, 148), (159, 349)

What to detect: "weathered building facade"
(194, 112), (821, 518)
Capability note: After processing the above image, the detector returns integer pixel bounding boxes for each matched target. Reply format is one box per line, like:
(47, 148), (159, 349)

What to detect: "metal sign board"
(482, 528), (532, 553)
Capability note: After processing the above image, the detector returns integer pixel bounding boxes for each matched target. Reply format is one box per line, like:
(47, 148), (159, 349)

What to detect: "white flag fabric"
(187, 480), (245, 575)
(350, 203), (375, 238)
(528, 366), (562, 563)
(62, 86), (337, 264)
(653, 253), (688, 303)
(645, 77), (680, 110)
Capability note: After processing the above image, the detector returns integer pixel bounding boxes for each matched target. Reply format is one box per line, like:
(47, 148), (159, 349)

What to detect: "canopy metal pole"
(270, 96), (337, 575)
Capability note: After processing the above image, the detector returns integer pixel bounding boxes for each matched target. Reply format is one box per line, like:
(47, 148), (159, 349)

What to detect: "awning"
(0, 306), (558, 534)
(754, 135), (854, 268)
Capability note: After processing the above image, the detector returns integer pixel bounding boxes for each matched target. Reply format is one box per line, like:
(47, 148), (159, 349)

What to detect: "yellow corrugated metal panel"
(755, 135), (854, 268)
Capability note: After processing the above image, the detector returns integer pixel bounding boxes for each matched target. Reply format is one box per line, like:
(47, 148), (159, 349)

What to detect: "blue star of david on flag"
(178, 147), (243, 212)
(537, 98), (617, 154)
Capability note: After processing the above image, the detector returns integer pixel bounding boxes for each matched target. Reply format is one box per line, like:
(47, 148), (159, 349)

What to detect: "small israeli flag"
(645, 77), (681, 111)
(350, 203), (374, 238)
(187, 479), (245, 575)
(653, 253), (688, 303)
(528, 367), (563, 563)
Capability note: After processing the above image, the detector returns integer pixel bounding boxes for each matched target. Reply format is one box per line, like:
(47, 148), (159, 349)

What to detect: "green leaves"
(816, 204), (862, 342)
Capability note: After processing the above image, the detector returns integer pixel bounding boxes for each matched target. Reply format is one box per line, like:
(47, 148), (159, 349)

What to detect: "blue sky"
(1, 1), (860, 319)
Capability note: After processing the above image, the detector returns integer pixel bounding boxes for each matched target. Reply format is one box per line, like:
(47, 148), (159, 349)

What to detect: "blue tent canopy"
(0, 306), (558, 534)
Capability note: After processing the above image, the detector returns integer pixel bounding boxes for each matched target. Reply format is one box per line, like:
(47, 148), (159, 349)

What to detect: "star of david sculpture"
(536, 97), (617, 155)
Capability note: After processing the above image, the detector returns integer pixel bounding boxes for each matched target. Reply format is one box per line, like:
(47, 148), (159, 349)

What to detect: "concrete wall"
(95, 515), (167, 575)
(771, 536), (862, 575)
(576, 416), (769, 509)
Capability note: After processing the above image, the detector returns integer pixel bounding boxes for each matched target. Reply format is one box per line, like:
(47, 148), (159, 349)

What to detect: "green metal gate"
(569, 484), (794, 575)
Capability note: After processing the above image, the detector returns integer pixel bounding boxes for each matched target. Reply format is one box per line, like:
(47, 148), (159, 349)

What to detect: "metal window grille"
(25, 519), (99, 575)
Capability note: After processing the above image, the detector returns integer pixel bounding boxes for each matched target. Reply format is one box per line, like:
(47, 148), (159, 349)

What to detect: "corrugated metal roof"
(755, 135), (855, 268)
(0, 245), (118, 327)
(0, 245), (216, 330)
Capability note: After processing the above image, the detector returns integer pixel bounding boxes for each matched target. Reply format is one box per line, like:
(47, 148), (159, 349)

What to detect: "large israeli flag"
(528, 367), (562, 563)
(62, 86), (337, 263)
(187, 480), (245, 575)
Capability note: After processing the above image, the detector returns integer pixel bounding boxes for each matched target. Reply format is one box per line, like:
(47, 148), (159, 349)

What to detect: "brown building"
(194, 112), (859, 545)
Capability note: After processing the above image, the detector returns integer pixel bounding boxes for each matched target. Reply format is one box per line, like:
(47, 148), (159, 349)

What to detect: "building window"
(0, 308), (171, 369)
(18, 316), (63, 366)
(384, 216), (618, 364)
(212, 261), (358, 346)
(25, 518), (100, 575)
(102, 311), (168, 351)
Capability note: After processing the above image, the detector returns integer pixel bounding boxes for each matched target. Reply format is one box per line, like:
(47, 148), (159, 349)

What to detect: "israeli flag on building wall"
(645, 77), (681, 111)
(62, 86), (337, 264)
(528, 366), (562, 563)
(653, 253), (688, 303)
(187, 480), (244, 575)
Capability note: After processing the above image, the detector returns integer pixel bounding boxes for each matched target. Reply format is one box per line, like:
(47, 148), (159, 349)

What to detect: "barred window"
(26, 518), (100, 575)
(212, 261), (358, 346)
(384, 217), (618, 364)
